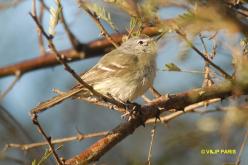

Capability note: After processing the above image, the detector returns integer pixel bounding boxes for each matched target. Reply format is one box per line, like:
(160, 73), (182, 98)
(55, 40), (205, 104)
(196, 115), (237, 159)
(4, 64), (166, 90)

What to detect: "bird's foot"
(121, 101), (145, 126)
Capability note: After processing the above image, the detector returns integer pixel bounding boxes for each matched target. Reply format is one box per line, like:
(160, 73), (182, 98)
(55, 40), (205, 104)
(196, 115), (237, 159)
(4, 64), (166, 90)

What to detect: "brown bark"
(65, 81), (246, 164)
(0, 27), (159, 78)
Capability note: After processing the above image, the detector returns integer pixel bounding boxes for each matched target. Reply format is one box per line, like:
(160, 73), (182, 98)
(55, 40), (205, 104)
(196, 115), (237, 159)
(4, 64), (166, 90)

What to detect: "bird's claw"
(121, 101), (145, 126)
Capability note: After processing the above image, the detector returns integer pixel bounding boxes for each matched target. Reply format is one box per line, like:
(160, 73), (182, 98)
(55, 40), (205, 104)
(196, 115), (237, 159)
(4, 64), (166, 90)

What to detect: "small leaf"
(164, 63), (181, 72)
(128, 17), (142, 37)
(48, 0), (62, 36)
(86, 3), (117, 31)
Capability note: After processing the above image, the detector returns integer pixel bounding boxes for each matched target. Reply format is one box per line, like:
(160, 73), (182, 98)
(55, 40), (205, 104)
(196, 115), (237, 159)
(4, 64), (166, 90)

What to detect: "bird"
(31, 35), (158, 113)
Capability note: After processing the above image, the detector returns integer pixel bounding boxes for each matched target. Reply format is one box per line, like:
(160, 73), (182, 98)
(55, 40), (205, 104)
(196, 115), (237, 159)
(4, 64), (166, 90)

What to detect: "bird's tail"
(31, 87), (85, 114)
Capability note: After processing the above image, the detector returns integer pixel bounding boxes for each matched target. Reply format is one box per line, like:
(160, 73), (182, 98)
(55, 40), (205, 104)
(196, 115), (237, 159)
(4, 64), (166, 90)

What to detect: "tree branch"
(145, 98), (221, 124)
(29, 11), (126, 115)
(65, 80), (248, 164)
(0, 27), (159, 78)
(235, 128), (248, 165)
(6, 131), (108, 150)
(78, 1), (119, 48)
(31, 113), (63, 165)
(175, 29), (232, 80)
(0, 70), (20, 100)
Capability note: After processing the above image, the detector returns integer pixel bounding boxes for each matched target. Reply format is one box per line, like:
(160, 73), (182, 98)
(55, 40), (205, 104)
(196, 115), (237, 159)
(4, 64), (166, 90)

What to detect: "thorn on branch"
(31, 111), (63, 165)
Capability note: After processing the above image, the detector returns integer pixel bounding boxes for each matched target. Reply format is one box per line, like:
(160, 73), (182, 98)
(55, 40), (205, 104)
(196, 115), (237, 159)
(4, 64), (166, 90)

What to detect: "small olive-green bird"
(32, 35), (158, 113)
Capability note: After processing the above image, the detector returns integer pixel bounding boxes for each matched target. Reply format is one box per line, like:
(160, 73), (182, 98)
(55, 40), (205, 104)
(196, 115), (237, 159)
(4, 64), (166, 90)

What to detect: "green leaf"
(87, 3), (117, 31)
(164, 63), (181, 72)
(128, 17), (142, 37)
(48, 0), (62, 36)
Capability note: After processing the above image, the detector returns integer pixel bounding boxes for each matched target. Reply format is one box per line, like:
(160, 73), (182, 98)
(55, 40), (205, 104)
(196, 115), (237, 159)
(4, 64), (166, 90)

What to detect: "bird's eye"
(138, 40), (144, 45)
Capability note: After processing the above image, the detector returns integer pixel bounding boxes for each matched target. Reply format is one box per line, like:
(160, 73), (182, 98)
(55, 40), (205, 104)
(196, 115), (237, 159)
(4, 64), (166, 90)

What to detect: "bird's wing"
(31, 87), (85, 114)
(32, 49), (137, 113)
(81, 49), (138, 85)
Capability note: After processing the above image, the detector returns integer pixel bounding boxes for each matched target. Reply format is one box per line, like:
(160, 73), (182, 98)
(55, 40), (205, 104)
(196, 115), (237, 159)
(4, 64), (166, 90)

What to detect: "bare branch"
(149, 85), (161, 98)
(65, 80), (248, 164)
(199, 33), (214, 88)
(37, 0), (46, 54)
(0, 70), (20, 101)
(6, 131), (108, 150)
(235, 128), (248, 165)
(0, 26), (159, 78)
(147, 118), (157, 165)
(175, 29), (232, 80)
(31, 113), (63, 165)
(60, 8), (81, 50)
(146, 98), (221, 124)
(78, 1), (119, 48)
(29, 12), (126, 115)
(29, 2), (63, 163)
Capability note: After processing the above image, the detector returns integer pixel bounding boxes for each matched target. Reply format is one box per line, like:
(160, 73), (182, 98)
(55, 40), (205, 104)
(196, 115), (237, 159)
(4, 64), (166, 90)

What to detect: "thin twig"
(51, 88), (126, 113)
(31, 113), (63, 165)
(60, 8), (81, 50)
(65, 80), (245, 164)
(37, 0), (46, 55)
(29, 3), (62, 163)
(146, 98), (221, 124)
(32, 0), (37, 16)
(29, 12), (51, 39)
(149, 85), (161, 98)
(162, 69), (205, 74)
(235, 128), (248, 165)
(32, 0), (46, 55)
(142, 95), (152, 103)
(6, 131), (109, 150)
(175, 29), (232, 80)
(0, 26), (159, 78)
(199, 33), (214, 88)
(0, 70), (21, 101)
(84, 98), (125, 113)
(147, 118), (157, 165)
(78, 1), (119, 48)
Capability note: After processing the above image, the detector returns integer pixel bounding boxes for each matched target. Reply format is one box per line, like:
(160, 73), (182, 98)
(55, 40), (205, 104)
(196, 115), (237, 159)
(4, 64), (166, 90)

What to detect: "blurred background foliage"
(0, 0), (248, 164)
